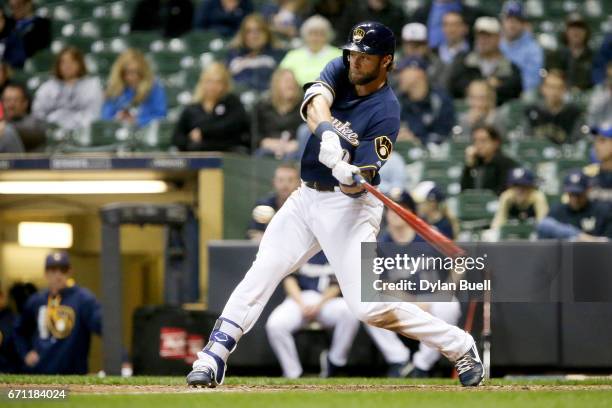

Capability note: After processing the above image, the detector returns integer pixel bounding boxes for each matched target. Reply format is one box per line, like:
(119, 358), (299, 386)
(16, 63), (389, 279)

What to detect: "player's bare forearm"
(282, 276), (304, 306)
(306, 95), (332, 133)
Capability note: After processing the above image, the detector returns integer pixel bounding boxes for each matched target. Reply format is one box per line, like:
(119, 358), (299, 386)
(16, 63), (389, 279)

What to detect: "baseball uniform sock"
(192, 318), (243, 384)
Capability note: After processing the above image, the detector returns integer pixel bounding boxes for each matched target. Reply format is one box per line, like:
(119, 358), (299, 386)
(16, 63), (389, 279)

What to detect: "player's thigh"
(256, 186), (321, 274)
(266, 297), (306, 333)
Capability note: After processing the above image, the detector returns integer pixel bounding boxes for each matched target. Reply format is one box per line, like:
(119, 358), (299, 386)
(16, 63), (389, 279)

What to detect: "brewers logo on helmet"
(341, 21), (396, 67)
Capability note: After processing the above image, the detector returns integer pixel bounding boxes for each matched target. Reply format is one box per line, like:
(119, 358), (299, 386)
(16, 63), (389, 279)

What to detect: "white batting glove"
(332, 161), (360, 185)
(318, 131), (343, 169)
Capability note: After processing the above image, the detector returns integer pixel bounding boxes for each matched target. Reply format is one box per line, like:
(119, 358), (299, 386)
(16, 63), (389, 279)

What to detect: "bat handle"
(352, 172), (366, 185)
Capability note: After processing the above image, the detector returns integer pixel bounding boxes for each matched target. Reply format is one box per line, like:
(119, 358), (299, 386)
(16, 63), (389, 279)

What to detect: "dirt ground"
(4, 383), (612, 395)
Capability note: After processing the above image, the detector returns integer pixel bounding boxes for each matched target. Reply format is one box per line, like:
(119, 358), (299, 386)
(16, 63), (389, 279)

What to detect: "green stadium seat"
(556, 159), (590, 180)
(457, 189), (498, 229)
(512, 139), (561, 164)
(183, 31), (223, 54)
(137, 120), (177, 151)
(394, 140), (426, 162)
(85, 121), (132, 147)
(149, 52), (188, 75)
(25, 50), (55, 73)
(422, 159), (463, 182)
(85, 51), (119, 76)
(125, 32), (159, 51)
(500, 222), (535, 241)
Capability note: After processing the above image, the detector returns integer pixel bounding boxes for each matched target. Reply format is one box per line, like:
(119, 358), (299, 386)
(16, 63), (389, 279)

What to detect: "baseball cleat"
(455, 344), (485, 386)
(319, 350), (341, 378)
(186, 366), (216, 388)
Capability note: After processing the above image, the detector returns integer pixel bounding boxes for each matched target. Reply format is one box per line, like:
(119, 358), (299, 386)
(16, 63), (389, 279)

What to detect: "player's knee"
(265, 316), (286, 335)
(351, 303), (396, 329)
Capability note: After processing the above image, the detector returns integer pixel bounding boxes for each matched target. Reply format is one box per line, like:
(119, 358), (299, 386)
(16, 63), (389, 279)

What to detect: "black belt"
(305, 181), (337, 192)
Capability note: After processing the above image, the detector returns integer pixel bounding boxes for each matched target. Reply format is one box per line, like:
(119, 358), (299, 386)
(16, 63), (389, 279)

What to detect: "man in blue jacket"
(499, 1), (543, 93)
(13, 252), (102, 374)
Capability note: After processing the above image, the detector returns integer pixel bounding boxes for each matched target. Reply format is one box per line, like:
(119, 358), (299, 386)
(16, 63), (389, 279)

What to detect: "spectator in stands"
(412, 181), (458, 239)
(522, 70), (584, 145)
(491, 167), (548, 229)
(254, 68), (302, 159)
(448, 17), (522, 105)
(396, 57), (454, 145)
(13, 251), (102, 374)
(1, 0), (51, 69)
(227, 13), (285, 92)
(584, 123), (612, 207)
(546, 13), (593, 91)
(336, 0), (404, 45)
(101, 49), (167, 128)
(0, 62), (13, 99)
(458, 79), (506, 137)
(261, 0), (307, 39)
(2, 83), (46, 152)
(130, 0), (194, 38)
(247, 163), (300, 241)
(499, 1), (543, 93)
(0, 120), (23, 153)
(398, 23), (445, 88)
(378, 152), (407, 195)
(592, 33), (611, 86)
(434, 11), (469, 88)
(537, 171), (611, 241)
(587, 62), (612, 127)
(460, 125), (518, 195)
(279, 15), (341, 87)
(172, 62), (249, 152)
(310, 0), (347, 43)
(194, 0), (253, 38)
(411, 0), (483, 50)
(32, 47), (103, 131)
(0, 285), (19, 372)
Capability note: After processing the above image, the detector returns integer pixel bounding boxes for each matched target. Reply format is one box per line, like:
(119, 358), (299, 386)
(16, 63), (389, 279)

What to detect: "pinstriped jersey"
(300, 57), (400, 186)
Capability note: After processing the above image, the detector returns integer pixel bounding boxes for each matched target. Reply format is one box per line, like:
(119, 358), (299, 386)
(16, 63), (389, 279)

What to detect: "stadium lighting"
(0, 180), (169, 194)
(18, 222), (73, 248)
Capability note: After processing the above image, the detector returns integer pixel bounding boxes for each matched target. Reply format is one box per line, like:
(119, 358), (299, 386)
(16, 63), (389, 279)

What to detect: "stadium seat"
(394, 140), (427, 162)
(512, 139), (561, 164)
(84, 121), (132, 147)
(137, 120), (176, 151)
(183, 31), (225, 54)
(499, 222), (535, 241)
(457, 189), (498, 229)
(25, 50), (55, 73)
(125, 32), (159, 51)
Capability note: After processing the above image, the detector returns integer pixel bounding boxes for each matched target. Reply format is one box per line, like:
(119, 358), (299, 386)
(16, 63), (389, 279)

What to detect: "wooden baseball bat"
(352, 173), (465, 258)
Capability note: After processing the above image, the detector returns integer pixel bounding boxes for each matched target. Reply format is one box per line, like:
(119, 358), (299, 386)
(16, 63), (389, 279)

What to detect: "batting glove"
(331, 161), (360, 185)
(319, 130), (343, 169)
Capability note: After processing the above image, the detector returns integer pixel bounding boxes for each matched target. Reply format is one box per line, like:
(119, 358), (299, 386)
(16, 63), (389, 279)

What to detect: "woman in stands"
(278, 14), (340, 87)
(457, 79), (506, 138)
(101, 48), (167, 128)
(32, 47), (103, 131)
(172, 62), (249, 152)
(226, 13), (285, 92)
(253, 68), (302, 159)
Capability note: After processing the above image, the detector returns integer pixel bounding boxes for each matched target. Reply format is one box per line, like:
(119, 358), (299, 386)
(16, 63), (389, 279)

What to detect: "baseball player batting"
(187, 21), (484, 387)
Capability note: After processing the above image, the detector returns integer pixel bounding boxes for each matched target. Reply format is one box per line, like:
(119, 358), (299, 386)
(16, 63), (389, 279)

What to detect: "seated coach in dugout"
(13, 252), (102, 374)
(537, 170), (611, 241)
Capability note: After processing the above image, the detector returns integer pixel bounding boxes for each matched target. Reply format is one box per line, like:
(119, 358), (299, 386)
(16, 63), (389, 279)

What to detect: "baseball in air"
(252, 205), (276, 224)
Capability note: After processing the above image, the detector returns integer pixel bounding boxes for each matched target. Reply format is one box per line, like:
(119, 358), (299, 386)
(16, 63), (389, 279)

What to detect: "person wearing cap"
(546, 13), (594, 91)
(586, 62), (612, 128)
(537, 170), (611, 241)
(412, 181), (459, 240)
(499, 0), (544, 92)
(460, 125), (518, 195)
(378, 190), (461, 378)
(12, 251), (102, 374)
(522, 69), (585, 145)
(448, 16), (522, 105)
(410, 0), (485, 50)
(491, 167), (549, 229)
(584, 123), (612, 208)
(398, 22), (445, 89)
(396, 56), (455, 145)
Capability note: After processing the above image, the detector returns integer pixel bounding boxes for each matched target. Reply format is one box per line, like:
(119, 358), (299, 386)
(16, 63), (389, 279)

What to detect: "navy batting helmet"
(341, 21), (396, 67)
